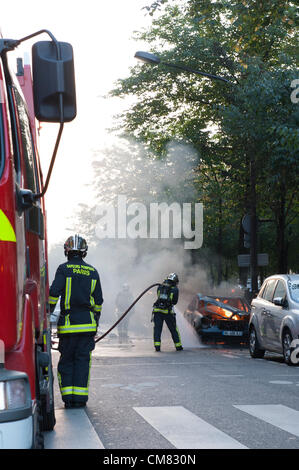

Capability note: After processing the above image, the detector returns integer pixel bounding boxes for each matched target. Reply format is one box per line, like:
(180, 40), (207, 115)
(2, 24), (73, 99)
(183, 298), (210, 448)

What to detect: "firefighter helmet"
(64, 234), (88, 258)
(167, 273), (179, 285)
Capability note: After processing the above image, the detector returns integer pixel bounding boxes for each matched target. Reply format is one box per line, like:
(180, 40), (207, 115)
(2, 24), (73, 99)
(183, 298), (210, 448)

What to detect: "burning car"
(184, 294), (250, 343)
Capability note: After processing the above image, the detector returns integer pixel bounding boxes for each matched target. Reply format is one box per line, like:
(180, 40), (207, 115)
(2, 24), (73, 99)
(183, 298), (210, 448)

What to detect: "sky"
(1, 0), (152, 247)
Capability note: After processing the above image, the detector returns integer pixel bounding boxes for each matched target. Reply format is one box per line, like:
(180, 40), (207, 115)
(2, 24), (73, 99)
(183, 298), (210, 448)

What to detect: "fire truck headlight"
(0, 382), (5, 410)
(6, 379), (28, 409)
(0, 371), (31, 412)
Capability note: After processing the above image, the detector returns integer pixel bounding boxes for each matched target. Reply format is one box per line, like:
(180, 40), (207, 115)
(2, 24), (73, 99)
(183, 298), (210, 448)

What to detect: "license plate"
(222, 331), (243, 336)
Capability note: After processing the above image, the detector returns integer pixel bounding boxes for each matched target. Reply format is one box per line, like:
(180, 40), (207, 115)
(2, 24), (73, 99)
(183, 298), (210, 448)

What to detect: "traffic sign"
(238, 253), (269, 267)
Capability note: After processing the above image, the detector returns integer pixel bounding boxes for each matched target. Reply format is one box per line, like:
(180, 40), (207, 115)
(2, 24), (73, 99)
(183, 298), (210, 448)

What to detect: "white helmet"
(167, 273), (179, 284)
(64, 234), (88, 258)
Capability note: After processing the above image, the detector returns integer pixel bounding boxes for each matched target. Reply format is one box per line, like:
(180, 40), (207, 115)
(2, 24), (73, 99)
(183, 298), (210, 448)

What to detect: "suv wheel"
(282, 330), (294, 366)
(249, 326), (265, 358)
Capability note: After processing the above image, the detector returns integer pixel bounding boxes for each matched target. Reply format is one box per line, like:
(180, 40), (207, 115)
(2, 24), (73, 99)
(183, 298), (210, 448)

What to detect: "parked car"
(249, 274), (299, 365)
(184, 294), (250, 343)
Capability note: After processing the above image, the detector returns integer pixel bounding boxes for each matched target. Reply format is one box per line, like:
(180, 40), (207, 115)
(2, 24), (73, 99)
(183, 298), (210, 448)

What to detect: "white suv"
(249, 274), (299, 365)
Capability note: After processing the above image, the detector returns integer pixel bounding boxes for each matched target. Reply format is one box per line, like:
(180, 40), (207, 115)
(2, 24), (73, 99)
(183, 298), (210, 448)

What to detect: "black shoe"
(176, 346), (183, 351)
(64, 402), (73, 409)
(72, 402), (86, 408)
(155, 346), (161, 352)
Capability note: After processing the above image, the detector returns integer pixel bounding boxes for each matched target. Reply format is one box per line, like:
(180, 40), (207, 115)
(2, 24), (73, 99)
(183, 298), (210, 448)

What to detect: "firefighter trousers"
(57, 334), (95, 404)
(153, 311), (182, 349)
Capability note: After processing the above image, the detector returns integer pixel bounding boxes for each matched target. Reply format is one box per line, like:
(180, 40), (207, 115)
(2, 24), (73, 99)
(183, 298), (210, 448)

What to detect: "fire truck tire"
(41, 403), (56, 431)
(35, 431), (45, 449)
(41, 367), (56, 431)
(36, 332), (56, 431)
(32, 403), (44, 449)
(41, 331), (56, 431)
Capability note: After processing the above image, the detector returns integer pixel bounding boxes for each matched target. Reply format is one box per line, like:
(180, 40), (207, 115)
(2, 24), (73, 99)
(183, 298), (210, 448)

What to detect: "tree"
(109, 0), (299, 282)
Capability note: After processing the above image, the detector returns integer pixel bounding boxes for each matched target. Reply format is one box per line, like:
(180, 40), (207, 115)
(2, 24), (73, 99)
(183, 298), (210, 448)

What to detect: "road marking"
(140, 376), (179, 379)
(101, 382), (158, 393)
(221, 354), (239, 359)
(211, 375), (244, 378)
(134, 406), (247, 449)
(44, 409), (105, 449)
(269, 381), (294, 385)
(234, 405), (299, 437)
(90, 377), (114, 380)
(91, 362), (229, 367)
(100, 383), (123, 388)
(273, 374), (299, 377)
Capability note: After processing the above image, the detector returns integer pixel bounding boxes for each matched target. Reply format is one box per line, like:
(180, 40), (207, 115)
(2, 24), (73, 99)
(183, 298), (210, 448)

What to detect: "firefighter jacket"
(153, 281), (179, 314)
(49, 257), (103, 335)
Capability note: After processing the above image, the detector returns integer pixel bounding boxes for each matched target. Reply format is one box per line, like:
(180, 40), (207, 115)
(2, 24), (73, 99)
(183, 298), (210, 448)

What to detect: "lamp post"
(135, 51), (259, 294)
(134, 51), (231, 83)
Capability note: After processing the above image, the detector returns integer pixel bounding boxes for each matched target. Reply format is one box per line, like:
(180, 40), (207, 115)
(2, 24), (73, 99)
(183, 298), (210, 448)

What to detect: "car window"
(258, 283), (267, 298)
(273, 280), (287, 300)
(13, 87), (38, 193)
(261, 279), (277, 302)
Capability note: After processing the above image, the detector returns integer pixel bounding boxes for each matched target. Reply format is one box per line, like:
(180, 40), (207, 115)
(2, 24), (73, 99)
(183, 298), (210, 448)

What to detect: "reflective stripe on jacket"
(153, 282), (178, 314)
(57, 312), (97, 335)
(49, 256), (103, 335)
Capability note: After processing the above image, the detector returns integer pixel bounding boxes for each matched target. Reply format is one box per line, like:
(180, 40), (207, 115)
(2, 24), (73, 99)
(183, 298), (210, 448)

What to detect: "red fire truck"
(0, 30), (76, 448)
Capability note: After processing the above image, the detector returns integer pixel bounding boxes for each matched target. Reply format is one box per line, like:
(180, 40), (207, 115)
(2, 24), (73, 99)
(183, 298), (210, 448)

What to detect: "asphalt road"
(45, 319), (299, 451)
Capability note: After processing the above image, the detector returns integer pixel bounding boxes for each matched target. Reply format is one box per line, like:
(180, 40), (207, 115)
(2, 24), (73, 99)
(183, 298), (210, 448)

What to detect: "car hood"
(197, 296), (249, 318)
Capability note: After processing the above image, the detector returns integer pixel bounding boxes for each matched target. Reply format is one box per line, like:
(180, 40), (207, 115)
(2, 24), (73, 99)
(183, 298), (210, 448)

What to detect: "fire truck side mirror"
(32, 41), (76, 123)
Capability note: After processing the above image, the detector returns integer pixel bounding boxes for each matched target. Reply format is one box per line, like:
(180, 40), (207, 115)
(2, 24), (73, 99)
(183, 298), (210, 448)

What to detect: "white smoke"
(85, 138), (203, 342)
(48, 138), (238, 347)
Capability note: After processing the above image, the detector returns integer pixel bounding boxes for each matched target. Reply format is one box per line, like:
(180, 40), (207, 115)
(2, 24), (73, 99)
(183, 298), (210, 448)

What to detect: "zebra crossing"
(44, 408), (105, 449)
(234, 404), (299, 438)
(45, 403), (299, 449)
(134, 406), (247, 449)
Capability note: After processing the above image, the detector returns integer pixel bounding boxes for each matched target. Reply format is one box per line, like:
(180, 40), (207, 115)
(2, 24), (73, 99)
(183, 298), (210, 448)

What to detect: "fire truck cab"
(0, 31), (76, 448)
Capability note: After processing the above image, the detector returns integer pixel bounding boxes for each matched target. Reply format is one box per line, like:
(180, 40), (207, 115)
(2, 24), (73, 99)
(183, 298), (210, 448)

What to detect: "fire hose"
(94, 283), (160, 343)
(51, 283), (160, 349)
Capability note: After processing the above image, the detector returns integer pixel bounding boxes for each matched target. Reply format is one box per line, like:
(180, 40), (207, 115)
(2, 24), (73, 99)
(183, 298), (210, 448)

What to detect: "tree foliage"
(107, 0), (299, 282)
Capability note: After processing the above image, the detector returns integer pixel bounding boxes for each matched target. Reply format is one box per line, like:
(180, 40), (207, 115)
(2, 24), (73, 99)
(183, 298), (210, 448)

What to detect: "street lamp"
(135, 50), (258, 295)
(135, 51), (231, 83)
(135, 51), (161, 65)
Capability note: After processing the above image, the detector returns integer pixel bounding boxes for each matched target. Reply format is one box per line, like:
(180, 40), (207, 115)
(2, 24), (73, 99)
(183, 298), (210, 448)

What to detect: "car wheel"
(249, 326), (265, 358)
(282, 330), (294, 366)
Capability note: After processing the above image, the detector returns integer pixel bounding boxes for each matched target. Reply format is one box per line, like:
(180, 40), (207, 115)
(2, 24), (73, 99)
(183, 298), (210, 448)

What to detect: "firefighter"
(152, 273), (183, 352)
(115, 283), (135, 343)
(48, 235), (103, 408)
